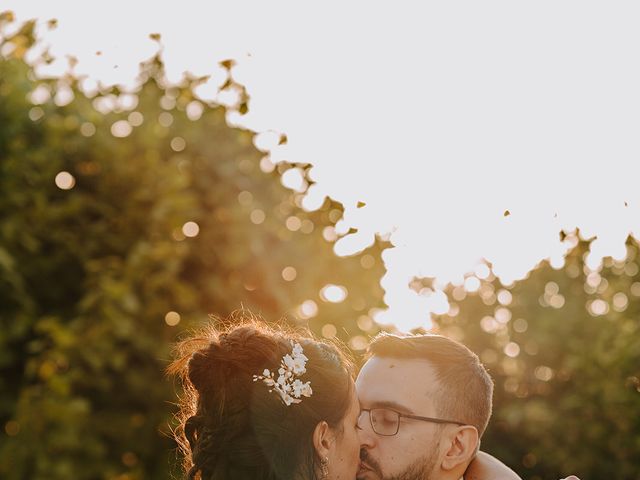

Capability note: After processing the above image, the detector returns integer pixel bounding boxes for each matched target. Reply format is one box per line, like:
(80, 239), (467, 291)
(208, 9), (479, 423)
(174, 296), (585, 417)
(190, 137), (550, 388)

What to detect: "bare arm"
(464, 451), (521, 480)
(465, 453), (580, 480)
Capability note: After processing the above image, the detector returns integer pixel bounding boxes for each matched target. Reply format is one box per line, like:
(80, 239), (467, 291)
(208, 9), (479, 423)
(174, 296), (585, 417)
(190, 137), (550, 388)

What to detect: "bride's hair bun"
(169, 318), (354, 480)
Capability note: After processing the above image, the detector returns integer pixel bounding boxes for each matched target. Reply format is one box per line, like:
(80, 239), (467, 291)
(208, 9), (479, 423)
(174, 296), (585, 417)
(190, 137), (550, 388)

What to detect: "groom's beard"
(359, 442), (439, 480)
(386, 454), (438, 480)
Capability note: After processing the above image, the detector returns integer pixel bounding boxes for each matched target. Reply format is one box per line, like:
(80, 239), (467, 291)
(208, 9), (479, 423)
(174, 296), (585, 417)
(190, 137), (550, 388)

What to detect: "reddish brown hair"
(168, 317), (354, 480)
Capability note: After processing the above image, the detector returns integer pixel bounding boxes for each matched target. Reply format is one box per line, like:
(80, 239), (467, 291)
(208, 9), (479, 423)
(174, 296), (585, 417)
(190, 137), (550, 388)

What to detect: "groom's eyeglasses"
(358, 408), (466, 436)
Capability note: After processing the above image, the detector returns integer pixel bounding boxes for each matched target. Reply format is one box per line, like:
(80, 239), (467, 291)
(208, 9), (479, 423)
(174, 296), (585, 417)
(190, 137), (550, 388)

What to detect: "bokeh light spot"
(300, 219), (315, 234)
(28, 107), (44, 121)
(186, 101), (204, 121)
(158, 112), (173, 127)
(160, 95), (176, 110)
(321, 323), (337, 339)
(182, 221), (200, 237)
(55, 171), (75, 190)
(480, 316), (500, 333)
(549, 294), (565, 309)
(588, 299), (609, 316)
(164, 311), (181, 326)
(54, 86), (74, 106)
(504, 342), (521, 358)
(4, 421), (19, 437)
(281, 266), (297, 282)
(624, 262), (639, 277)
(360, 254), (375, 269)
(495, 307), (512, 324)
(237, 190), (253, 206)
(122, 452), (138, 468)
(170, 136), (186, 152)
(534, 366), (554, 382)
(80, 122), (96, 136)
(299, 300), (318, 319)
(286, 216), (302, 232)
(612, 292), (628, 312)
(250, 209), (266, 224)
(497, 289), (512, 306)
(322, 226), (338, 242)
(513, 318), (528, 333)
(128, 111), (144, 126)
(357, 315), (373, 331)
(259, 156), (276, 173)
(348, 335), (368, 351)
(545, 282), (559, 295)
(172, 228), (185, 241)
(111, 120), (132, 138)
(320, 284), (347, 303)
(29, 84), (50, 104)
(586, 272), (601, 288)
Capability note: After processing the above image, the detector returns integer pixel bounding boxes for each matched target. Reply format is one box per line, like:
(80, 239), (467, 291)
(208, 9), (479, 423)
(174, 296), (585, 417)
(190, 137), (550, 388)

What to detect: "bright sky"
(6, 1), (640, 331)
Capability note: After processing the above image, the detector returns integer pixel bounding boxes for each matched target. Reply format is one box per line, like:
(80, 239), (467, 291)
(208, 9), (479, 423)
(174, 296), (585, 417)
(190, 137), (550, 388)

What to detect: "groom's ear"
(441, 425), (479, 471)
(312, 420), (333, 458)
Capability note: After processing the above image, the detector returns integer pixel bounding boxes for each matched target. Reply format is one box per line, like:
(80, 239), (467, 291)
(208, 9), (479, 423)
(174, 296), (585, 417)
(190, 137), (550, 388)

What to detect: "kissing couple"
(169, 319), (579, 480)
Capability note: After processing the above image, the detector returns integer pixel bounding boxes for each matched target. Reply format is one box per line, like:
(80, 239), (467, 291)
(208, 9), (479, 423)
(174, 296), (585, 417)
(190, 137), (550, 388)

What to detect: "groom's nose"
(357, 419), (377, 449)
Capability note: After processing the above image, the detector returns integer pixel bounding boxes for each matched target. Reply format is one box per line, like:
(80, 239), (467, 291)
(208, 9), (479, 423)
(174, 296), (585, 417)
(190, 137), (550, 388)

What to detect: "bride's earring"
(320, 456), (329, 479)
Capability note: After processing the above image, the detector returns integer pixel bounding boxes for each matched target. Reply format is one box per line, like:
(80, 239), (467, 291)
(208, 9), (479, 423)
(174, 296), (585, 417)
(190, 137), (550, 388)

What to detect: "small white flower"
(283, 354), (295, 369)
(301, 382), (312, 397)
(292, 379), (304, 397)
(254, 342), (313, 406)
(292, 342), (304, 356)
(291, 356), (307, 375)
(291, 379), (312, 398)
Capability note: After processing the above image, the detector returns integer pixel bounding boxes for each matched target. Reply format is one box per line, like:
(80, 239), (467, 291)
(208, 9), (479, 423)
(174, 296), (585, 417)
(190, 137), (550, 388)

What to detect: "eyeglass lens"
(363, 409), (399, 435)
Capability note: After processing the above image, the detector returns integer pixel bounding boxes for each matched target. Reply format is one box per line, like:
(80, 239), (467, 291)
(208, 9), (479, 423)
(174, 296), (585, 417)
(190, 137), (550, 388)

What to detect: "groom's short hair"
(367, 333), (494, 436)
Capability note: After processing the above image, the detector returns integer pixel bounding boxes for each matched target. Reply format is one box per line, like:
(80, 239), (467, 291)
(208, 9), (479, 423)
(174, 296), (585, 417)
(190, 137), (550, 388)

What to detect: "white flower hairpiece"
(253, 341), (313, 406)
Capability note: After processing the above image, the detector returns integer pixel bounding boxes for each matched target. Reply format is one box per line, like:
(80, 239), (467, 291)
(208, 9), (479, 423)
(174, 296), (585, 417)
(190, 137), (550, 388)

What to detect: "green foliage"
(0, 15), (386, 480)
(4, 12), (639, 480)
(435, 234), (640, 480)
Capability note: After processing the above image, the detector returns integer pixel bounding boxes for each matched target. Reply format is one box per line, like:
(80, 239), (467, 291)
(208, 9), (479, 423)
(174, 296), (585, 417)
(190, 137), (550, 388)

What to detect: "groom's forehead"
(355, 356), (440, 405)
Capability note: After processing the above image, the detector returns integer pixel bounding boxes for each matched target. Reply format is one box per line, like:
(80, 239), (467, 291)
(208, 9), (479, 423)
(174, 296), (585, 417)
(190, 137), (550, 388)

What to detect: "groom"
(355, 332), (507, 480)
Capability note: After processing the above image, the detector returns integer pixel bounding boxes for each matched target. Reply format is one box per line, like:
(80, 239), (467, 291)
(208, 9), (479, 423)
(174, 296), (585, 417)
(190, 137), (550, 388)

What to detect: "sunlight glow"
(9, 1), (640, 333)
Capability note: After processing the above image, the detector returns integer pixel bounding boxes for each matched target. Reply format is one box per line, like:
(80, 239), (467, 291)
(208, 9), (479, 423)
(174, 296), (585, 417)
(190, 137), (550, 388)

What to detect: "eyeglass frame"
(358, 407), (467, 436)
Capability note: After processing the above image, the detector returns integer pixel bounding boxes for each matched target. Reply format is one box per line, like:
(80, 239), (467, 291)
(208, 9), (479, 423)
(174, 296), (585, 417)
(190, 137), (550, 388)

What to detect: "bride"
(168, 320), (575, 480)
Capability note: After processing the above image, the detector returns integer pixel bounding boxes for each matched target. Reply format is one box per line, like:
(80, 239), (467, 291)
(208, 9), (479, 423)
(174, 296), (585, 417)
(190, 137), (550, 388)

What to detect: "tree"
(434, 232), (640, 480)
(0, 14), (386, 479)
